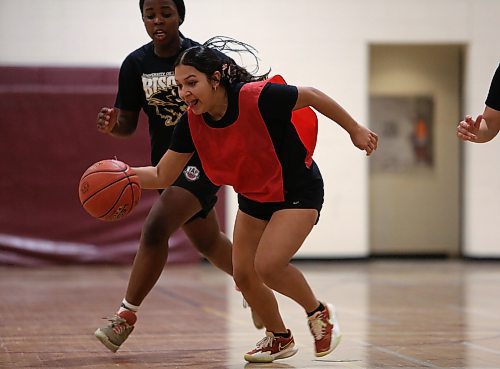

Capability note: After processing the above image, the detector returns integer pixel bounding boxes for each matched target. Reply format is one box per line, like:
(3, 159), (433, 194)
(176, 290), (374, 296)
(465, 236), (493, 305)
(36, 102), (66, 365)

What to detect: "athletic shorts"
(170, 152), (220, 221)
(237, 175), (324, 224)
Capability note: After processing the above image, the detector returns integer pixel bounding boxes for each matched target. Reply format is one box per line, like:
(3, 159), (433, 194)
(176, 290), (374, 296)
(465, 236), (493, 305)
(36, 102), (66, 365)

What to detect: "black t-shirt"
(171, 82), (321, 193)
(115, 37), (199, 165)
(485, 63), (500, 111)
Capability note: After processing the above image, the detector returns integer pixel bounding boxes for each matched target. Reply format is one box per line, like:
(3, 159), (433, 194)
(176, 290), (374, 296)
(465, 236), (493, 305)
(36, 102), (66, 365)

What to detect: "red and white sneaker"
(94, 310), (136, 353)
(308, 303), (341, 357)
(244, 330), (298, 363)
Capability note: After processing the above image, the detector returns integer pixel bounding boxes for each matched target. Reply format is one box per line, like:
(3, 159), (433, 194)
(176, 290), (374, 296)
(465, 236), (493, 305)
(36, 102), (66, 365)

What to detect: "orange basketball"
(79, 159), (141, 221)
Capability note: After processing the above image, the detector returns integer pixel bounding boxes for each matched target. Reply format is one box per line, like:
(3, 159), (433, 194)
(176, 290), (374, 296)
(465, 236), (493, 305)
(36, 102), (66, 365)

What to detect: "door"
(369, 44), (463, 256)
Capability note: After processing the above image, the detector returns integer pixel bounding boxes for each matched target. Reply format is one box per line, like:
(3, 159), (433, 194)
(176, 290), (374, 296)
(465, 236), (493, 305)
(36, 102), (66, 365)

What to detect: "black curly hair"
(174, 36), (269, 87)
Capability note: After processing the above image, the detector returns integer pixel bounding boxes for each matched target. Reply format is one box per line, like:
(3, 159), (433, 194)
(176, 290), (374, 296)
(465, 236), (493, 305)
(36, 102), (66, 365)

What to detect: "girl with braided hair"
(130, 37), (378, 363)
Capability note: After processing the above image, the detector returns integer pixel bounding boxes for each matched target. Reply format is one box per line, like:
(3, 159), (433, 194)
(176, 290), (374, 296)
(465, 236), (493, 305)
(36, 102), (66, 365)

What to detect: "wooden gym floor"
(1, 260), (500, 369)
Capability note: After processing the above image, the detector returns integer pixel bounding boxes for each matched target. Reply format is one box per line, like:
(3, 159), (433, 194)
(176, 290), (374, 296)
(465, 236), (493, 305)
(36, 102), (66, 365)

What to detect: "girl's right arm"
(96, 107), (140, 137)
(133, 150), (193, 190)
(97, 55), (143, 137)
(295, 86), (378, 155)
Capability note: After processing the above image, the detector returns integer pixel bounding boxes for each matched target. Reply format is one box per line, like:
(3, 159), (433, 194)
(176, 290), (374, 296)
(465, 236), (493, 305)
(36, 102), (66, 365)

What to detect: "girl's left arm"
(133, 150), (193, 190)
(295, 86), (378, 155)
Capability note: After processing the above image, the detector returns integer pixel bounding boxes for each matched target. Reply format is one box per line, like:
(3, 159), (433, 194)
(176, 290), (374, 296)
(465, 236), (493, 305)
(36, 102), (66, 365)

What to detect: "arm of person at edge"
(294, 86), (379, 155)
(133, 150), (193, 190)
(456, 107), (500, 143)
(96, 107), (140, 137)
(96, 105), (190, 188)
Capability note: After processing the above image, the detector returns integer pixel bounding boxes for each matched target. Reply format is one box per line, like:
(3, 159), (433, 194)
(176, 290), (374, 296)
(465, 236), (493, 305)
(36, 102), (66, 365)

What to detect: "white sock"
(117, 298), (140, 314)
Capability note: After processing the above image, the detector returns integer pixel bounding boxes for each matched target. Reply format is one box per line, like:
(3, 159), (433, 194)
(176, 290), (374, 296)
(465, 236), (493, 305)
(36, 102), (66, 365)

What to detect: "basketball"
(79, 159), (141, 221)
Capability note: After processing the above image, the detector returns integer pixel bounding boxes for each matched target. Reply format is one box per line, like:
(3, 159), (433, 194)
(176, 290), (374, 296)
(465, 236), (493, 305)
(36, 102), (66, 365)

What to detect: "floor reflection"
(1, 261), (500, 368)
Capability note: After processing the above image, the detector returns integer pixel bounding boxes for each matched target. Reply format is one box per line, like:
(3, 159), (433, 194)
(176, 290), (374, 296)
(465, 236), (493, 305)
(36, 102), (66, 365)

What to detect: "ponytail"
(175, 36), (269, 87)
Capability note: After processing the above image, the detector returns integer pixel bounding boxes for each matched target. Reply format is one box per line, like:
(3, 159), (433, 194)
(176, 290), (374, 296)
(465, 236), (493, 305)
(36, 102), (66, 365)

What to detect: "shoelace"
(309, 313), (327, 341)
(104, 315), (128, 334)
(255, 335), (275, 350)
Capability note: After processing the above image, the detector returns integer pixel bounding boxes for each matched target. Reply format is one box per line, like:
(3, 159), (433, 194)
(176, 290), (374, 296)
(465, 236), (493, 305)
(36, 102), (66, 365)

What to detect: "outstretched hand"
(96, 107), (117, 134)
(350, 125), (379, 156)
(456, 114), (482, 142)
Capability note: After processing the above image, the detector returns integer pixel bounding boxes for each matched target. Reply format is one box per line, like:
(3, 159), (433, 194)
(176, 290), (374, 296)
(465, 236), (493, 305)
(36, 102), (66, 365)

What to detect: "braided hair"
(174, 36), (269, 87)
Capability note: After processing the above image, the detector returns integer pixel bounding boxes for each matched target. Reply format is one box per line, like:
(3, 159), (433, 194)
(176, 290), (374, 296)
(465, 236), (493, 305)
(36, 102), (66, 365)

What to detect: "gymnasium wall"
(0, 0), (499, 259)
(0, 66), (202, 265)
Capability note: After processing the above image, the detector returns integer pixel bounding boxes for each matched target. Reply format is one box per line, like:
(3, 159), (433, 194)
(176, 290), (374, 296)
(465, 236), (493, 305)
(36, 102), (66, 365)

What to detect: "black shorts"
(238, 175), (324, 224)
(170, 152), (220, 221)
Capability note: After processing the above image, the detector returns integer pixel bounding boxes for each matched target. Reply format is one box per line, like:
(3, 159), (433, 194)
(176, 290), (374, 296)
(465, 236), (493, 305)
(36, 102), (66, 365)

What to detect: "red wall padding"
(0, 66), (207, 266)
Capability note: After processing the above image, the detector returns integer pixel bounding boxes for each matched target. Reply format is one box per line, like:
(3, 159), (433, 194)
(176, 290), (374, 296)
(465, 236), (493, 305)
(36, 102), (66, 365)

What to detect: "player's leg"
(125, 186), (202, 303)
(255, 208), (341, 357)
(232, 210), (297, 363)
(182, 204), (264, 330)
(94, 185), (202, 352)
(177, 154), (265, 330)
(182, 208), (232, 275)
(123, 153), (214, 307)
(255, 209), (318, 309)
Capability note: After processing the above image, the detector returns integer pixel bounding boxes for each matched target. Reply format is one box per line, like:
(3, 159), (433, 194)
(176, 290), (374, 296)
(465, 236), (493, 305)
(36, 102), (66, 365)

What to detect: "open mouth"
(187, 99), (199, 109)
(153, 30), (166, 40)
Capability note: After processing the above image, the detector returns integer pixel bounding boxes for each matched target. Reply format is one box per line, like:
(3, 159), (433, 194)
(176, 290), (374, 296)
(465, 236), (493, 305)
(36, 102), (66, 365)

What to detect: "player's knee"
(140, 216), (172, 248)
(254, 257), (281, 285)
(233, 269), (253, 291)
(192, 235), (215, 255)
(192, 231), (227, 256)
